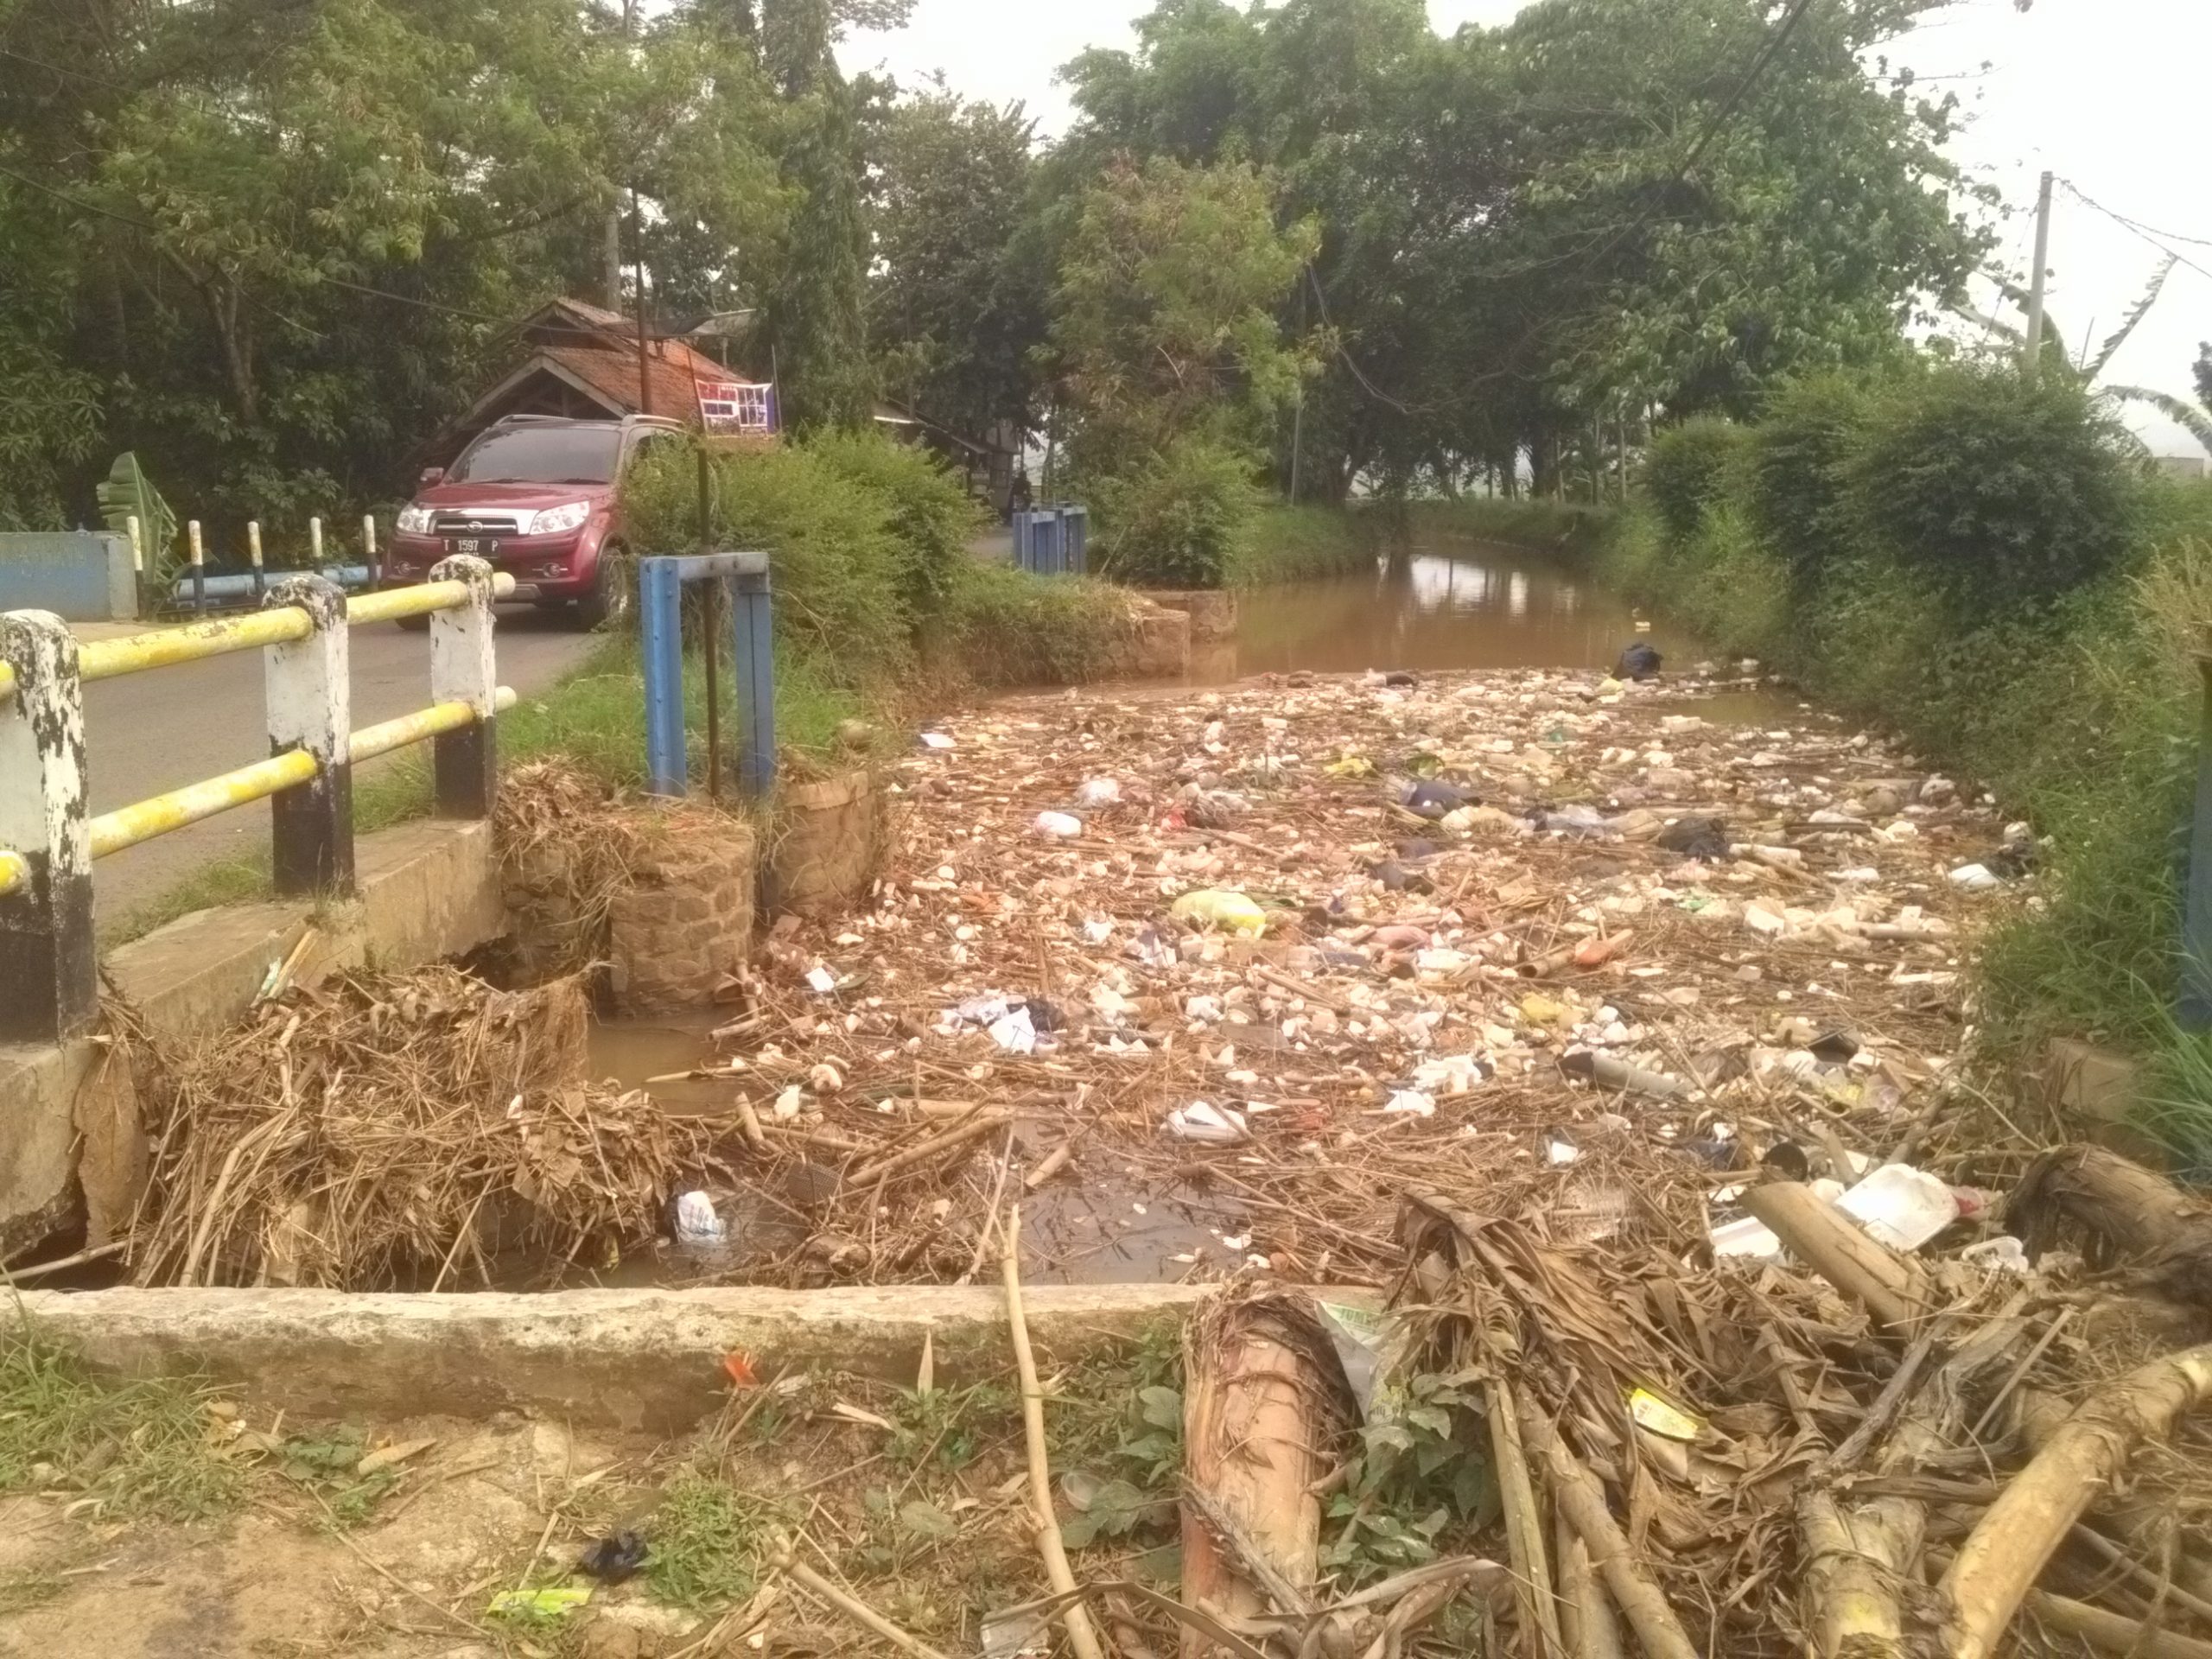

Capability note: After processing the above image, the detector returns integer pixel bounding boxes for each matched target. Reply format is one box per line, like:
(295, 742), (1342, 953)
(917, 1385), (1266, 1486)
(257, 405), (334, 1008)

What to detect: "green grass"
(931, 559), (1138, 688)
(644, 1468), (776, 1611)
(1394, 497), (1612, 561)
(1224, 503), (1376, 587)
(0, 1325), (244, 1521)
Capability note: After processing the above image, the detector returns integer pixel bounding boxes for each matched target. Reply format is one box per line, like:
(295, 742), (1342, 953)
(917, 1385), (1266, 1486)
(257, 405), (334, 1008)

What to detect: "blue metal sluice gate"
(639, 550), (774, 799)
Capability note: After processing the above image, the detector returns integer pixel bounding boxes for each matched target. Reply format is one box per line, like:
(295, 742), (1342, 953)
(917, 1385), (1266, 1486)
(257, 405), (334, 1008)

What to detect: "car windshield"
(452, 425), (620, 485)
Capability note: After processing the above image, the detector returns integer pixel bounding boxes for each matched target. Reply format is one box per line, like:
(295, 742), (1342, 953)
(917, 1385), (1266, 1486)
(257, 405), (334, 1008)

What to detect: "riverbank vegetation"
(1431, 367), (2212, 1158)
(2, 0), (1993, 592)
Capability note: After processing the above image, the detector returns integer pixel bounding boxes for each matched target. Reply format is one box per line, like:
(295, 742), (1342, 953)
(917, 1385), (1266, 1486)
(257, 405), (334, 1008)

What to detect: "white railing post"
(264, 575), (353, 896)
(0, 612), (95, 1042)
(429, 554), (498, 817)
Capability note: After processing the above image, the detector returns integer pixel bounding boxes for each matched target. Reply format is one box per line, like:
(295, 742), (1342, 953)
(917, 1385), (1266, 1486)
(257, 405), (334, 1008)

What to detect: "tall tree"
(868, 89), (1045, 439)
(758, 0), (876, 429)
(1049, 156), (1317, 480)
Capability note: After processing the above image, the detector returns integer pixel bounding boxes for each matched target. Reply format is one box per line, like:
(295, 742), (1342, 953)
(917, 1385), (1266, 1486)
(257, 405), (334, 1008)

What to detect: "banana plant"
(94, 452), (181, 582)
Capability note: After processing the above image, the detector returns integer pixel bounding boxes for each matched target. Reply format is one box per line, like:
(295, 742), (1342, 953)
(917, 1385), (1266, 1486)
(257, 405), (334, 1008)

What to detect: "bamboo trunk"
(1179, 1298), (1331, 1656)
(1741, 1180), (1931, 1332)
(1937, 1342), (2212, 1659)
(1516, 1394), (1700, 1659)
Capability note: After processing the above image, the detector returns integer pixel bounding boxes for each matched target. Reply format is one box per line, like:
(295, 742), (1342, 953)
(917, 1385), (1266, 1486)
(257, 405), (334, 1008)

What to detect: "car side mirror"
(418, 467), (445, 487)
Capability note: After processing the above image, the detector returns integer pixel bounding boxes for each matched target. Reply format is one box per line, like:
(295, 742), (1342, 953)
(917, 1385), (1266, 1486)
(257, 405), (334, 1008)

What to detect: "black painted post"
(264, 575), (354, 897)
(430, 554), (499, 817)
(0, 612), (96, 1043)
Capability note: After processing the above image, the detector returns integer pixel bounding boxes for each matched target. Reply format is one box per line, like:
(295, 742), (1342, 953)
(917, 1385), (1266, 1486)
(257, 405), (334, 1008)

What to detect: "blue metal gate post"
(640, 549), (772, 800)
(640, 556), (688, 797)
(733, 565), (776, 797)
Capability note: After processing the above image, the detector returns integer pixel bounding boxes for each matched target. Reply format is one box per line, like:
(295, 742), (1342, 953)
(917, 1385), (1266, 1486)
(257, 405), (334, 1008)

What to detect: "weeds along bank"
(1430, 365), (2212, 1151)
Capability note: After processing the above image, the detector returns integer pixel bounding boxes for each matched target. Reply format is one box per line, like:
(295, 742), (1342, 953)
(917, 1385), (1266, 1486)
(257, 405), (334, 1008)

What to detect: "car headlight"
(396, 504), (435, 534)
(524, 501), (590, 537)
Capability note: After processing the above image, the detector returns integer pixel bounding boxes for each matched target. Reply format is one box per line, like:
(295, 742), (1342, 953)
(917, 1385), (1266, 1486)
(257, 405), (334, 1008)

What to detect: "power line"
(2056, 177), (2212, 292)
(2058, 179), (2212, 251)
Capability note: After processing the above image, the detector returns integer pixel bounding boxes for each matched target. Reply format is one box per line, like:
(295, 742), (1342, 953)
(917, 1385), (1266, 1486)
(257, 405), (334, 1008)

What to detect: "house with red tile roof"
(418, 297), (778, 467)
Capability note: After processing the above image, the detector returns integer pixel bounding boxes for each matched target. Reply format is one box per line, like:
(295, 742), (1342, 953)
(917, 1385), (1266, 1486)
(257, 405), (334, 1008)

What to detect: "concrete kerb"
(10, 1283), (1237, 1433)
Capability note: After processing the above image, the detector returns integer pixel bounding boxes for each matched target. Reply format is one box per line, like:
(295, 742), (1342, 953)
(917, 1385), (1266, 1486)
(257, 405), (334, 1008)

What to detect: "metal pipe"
(346, 573), (516, 624)
(351, 686), (517, 764)
(81, 607), (312, 681)
(0, 573), (519, 702)
(88, 749), (320, 861)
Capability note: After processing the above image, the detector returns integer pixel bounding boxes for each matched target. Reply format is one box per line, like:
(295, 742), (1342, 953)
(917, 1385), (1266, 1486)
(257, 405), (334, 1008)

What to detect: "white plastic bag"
(1165, 1100), (1247, 1142)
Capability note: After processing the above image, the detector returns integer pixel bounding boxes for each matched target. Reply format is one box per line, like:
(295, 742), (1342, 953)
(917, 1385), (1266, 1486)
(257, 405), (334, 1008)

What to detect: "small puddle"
(578, 1017), (1238, 1288)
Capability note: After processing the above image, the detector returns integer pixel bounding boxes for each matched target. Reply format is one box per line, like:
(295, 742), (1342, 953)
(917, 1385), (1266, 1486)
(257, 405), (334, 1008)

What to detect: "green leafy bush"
(1846, 365), (2141, 604)
(804, 430), (983, 614)
(626, 439), (915, 680)
(1088, 440), (1264, 588)
(1747, 375), (1870, 582)
(934, 561), (1134, 687)
(1643, 417), (1750, 543)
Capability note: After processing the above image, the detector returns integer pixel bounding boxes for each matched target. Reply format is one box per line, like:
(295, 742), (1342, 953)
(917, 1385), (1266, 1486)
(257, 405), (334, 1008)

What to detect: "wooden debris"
(1937, 1341), (2212, 1659)
(1001, 1205), (1107, 1659)
(1178, 1293), (1339, 1655)
(1741, 1179), (1931, 1332)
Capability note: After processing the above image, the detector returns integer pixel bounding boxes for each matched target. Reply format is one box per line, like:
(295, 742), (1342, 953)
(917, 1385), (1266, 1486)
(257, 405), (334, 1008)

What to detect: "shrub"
(626, 440), (914, 680)
(934, 560), (1134, 686)
(1747, 375), (1870, 582)
(1846, 364), (2142, 605)
(804, 430), (983, 615)
(1643, 417), (1750, 543)
(1087, 441), (1264, 588)
(1224, 504), (1374, 586)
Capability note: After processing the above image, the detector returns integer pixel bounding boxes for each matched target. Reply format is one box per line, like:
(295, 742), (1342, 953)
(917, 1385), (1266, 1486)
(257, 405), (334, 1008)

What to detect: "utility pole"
(631, 185), (652, 416)
(2023, 169), (2054, 381)
(605, 0), (636, 311)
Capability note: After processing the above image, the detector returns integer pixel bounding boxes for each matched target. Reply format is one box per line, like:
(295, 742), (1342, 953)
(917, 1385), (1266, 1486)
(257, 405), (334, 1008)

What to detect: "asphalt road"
(85, 607), (601, 927)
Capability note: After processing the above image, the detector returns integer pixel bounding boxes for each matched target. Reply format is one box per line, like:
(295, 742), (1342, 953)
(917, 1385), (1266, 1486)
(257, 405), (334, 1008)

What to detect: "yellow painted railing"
(351, 687), (519, 763)
(0, 574), (520, 898)
(88, 751), (321, 861)
(0, 574), (516, 701)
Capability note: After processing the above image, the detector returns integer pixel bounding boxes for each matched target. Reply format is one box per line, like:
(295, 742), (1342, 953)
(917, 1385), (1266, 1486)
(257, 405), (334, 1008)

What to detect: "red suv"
(385, 413), (683, 628)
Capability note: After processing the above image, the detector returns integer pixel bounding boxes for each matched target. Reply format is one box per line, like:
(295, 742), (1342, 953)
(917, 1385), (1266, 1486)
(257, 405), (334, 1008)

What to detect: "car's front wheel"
(575, 542), (633, 632)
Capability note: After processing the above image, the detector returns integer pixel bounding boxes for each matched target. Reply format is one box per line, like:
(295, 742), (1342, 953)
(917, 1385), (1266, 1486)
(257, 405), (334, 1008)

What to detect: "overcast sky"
(838, 0), (2212, 454)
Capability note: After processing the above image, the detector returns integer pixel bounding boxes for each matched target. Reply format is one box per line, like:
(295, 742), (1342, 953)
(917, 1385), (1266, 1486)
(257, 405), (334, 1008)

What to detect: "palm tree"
(2109, 342), (2212, 456)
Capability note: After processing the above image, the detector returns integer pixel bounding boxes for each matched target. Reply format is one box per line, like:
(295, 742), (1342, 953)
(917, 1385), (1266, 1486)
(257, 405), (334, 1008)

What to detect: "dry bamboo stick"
(778, 1553), (955, 1659)
(2031, 1592), (2212, 1659)
(1484, 1372), (1561, 1653)
(735, 1095), (768, 1153)
(849, 1109), (1007, 1186)
(1024, 1140), (1075, 1190)
(1555, 1510), (1624, 1659)
(1001, 1205), (1107, 1659)
(1516, 1394), (1700, 1659)
(1741, 1180), (1929, 1332)
(1938, 1342), (2212, 1659)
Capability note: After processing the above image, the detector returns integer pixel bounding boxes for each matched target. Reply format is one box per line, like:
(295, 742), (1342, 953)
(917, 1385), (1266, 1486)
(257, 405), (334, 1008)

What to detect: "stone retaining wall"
(606, 813), (758, 1012)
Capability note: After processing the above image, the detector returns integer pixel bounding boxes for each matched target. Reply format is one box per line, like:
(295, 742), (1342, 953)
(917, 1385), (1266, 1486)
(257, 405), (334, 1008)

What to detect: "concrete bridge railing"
(0, 554), (517, 1046)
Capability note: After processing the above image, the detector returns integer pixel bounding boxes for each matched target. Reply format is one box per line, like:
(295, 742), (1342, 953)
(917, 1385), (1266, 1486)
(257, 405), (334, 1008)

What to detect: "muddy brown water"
(574, 538), (1790, 1290)
(578, 1019), (1242, 1290)
(1187, 537), (1720, 683)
